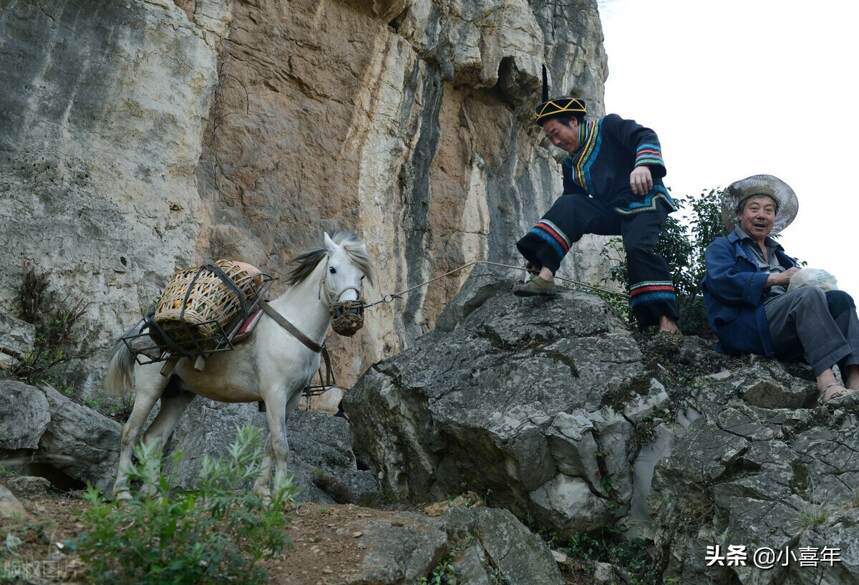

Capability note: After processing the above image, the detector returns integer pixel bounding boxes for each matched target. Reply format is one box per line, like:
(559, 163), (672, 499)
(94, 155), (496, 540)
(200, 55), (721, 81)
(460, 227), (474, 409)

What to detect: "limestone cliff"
(0, 0), (609, 389)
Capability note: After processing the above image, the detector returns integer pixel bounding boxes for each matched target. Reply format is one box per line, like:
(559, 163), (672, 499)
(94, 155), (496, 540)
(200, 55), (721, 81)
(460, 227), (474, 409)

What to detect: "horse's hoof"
(254, 487), (272, 504)
(114, 490), (132, 503)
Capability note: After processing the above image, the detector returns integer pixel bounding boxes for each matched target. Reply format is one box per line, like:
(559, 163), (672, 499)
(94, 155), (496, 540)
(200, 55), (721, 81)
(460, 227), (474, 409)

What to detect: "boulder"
(651, 364), (859, 585)
(164, 399), (380, 504)
(5, 475), (52, 497)
(345, 281), (653, 536)
(0, 380), (50, 450)
(0, 484), (26, 519)
(37, 385), (122, 493)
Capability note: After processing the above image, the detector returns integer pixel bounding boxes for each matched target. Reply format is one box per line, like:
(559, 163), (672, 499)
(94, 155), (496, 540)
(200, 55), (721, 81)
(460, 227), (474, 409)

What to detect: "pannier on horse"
(105, 232), (373, 500)
(121, 260), (272, 367)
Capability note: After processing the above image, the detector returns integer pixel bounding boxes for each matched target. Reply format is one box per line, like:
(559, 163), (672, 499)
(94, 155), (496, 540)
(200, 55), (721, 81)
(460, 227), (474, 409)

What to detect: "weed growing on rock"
(74, 426), (297, 585)
(12, 263), (91, 389)
(418, 555), (456, 585)
(797, 504), (828, 529)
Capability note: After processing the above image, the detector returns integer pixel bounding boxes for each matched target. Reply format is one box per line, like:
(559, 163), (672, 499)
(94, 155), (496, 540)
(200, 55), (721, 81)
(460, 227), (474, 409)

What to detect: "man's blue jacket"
(702, 230), (797, 356)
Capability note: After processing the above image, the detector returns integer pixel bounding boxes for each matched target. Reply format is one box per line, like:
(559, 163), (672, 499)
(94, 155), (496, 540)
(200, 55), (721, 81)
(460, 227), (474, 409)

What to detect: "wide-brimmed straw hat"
(721, 174), (799, 234)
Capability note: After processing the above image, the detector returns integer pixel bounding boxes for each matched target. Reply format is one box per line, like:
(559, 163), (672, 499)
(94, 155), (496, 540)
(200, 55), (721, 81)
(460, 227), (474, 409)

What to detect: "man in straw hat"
(703, 174), (859, 402)
(514, 92), (680, 334)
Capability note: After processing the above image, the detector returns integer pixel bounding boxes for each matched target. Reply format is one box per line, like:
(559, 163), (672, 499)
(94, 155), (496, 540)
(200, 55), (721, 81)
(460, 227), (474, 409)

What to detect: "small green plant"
(797, 504), (828, 529)
(419, 556), (457, 585)
(75, 426), (297, 585)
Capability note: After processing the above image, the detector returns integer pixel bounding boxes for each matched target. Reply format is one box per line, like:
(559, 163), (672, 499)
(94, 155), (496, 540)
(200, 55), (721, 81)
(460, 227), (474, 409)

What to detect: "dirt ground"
(1, 492), (591, 585)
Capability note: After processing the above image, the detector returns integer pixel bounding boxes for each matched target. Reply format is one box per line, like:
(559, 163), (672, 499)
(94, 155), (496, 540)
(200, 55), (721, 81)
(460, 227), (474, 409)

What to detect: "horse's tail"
(104, 320), (142, 395)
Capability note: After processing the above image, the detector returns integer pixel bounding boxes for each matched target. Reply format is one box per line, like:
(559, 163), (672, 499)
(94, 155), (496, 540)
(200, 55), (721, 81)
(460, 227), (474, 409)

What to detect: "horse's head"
(322, 232), (374, 336)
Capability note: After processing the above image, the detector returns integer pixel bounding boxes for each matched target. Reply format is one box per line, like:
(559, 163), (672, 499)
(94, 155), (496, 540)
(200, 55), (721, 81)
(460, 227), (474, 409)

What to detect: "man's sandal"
(819, 383), (857, 404)
(513, 275), (558, 297)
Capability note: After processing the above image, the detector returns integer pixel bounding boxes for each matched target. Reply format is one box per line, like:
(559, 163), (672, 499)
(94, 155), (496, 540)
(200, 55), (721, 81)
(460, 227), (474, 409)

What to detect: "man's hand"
(767, 267), (800, 287)
(630, 166), (653, 196)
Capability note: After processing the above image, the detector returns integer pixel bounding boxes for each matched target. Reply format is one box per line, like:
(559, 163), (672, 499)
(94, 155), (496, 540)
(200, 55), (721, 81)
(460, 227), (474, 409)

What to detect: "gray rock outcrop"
(0, 380), (50, 450)
(651, 364), (859, 585)
(344, 279), (655, 537)
(0, 381), (123, 493)
(345, 276), (859, 584)
(0, 378), (378, 502)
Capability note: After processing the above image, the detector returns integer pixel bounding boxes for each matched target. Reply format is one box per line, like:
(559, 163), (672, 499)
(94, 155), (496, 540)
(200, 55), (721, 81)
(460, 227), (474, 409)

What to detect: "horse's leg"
(253, 390), (302, 500)
(261, 384), (290, 496)
(142, 384), (195, 452)
(138, 383), (195, 496)
(113, 367), (168, 501)
(252, 434), (273, 500)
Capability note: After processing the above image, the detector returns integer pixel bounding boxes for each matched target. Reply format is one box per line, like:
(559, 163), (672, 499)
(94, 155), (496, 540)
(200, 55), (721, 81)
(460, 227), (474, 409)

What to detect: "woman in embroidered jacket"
(514, 96), (679, 333)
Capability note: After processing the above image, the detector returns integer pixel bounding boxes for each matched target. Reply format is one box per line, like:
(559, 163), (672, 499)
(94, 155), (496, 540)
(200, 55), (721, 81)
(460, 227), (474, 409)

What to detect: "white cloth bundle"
(787, 268), (838, 292)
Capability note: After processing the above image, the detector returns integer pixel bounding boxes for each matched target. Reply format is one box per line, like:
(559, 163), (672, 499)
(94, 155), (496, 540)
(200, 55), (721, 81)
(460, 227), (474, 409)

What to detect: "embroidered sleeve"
(603, 114), (667, 179)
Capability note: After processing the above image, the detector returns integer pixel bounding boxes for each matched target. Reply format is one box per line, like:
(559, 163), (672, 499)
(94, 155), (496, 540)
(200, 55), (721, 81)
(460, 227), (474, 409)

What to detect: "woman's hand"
(630, 166), (653, 196)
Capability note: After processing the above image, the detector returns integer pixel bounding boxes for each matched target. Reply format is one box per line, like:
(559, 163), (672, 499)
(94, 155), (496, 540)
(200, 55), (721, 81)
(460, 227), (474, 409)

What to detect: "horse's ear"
(323, 232), (337, 253)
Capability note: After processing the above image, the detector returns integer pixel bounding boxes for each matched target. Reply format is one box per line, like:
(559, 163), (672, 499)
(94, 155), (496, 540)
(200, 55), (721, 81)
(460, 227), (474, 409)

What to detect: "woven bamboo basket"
(152, 260), (263, 351)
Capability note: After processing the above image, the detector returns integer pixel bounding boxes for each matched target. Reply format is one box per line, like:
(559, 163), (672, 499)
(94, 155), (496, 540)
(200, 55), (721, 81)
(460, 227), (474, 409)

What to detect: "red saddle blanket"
(232, 309), (263, 344)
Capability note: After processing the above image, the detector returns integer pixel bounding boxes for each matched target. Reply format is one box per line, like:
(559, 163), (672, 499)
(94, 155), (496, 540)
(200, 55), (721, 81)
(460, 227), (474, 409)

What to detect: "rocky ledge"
(344, 271), (859, 584)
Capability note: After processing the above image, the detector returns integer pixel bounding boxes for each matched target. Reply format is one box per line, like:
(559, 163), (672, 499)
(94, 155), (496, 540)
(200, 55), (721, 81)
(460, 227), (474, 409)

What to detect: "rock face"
(0, 0), (610, 391)
(0, 0), (231, 391)
(344, 278), (653, 536)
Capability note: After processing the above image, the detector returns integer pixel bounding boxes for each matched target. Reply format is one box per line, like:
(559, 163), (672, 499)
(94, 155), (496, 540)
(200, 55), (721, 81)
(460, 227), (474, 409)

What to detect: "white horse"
(105, 232), (373, 500)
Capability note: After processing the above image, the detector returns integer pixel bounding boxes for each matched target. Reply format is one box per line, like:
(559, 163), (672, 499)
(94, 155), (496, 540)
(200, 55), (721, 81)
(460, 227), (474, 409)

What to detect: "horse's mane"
(285, 232), (374, 286)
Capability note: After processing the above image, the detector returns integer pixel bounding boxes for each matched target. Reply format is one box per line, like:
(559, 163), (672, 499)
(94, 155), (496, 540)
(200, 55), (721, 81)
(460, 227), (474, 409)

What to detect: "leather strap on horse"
(259, 299), (323, 353)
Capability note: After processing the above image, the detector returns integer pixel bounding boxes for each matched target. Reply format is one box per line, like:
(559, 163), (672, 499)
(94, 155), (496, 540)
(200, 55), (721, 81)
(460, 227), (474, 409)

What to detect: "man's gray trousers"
(765, 287), (859, 376)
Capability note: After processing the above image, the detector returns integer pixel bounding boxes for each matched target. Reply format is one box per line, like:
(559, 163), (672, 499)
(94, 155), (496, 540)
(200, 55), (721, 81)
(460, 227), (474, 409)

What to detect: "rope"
(362, 260), (625, 310)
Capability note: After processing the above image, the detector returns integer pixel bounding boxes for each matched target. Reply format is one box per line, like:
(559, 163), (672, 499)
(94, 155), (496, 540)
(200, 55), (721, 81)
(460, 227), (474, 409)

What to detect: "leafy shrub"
(75, 426), (297, 585)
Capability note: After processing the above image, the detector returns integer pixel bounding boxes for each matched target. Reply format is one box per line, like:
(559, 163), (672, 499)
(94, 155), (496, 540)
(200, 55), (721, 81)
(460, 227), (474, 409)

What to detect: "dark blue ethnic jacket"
(561, 114), (676, 215)
(702, 231), (798, 356)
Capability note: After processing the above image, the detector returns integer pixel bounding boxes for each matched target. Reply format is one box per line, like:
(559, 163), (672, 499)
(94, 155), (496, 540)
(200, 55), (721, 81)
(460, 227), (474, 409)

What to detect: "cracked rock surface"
(651, 362), (859, 585)
(346, 276), (859, 584)
(345, 278), (656, 537)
